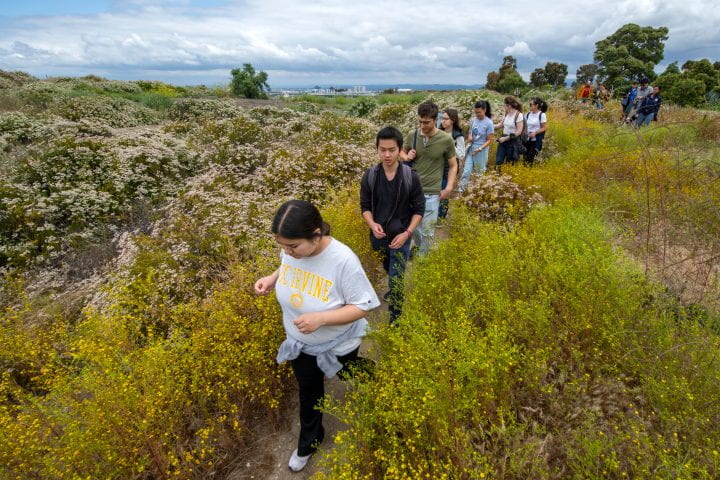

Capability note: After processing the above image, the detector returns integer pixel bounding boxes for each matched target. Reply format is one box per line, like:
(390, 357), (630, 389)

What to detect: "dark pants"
(370, 232), (411, 323)
(496, 139), (514, 168)
(291, 348), (359, 456)
(522, 139), (536, 165)
(439, 175), (449, 219)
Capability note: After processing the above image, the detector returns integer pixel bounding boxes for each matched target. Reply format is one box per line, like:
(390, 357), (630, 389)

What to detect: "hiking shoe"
(288, 449), (312, 472)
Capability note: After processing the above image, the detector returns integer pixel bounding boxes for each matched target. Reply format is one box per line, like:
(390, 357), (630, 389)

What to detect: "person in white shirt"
(523, 97), (548, 166)
(493, 96), (525, 170)
(254, 199), (380, 472)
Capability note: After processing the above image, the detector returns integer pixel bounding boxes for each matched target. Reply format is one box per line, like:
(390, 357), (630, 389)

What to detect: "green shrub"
(319, 205), (720, 479)
(50, 95), (159, 127)
(348, 97), (377, 117)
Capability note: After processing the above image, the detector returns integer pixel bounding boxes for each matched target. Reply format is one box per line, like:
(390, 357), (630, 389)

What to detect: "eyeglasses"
(441, 116), (450, 120)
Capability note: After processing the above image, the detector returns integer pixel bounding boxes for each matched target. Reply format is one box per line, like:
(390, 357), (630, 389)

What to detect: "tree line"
(484, 23), (719, 108)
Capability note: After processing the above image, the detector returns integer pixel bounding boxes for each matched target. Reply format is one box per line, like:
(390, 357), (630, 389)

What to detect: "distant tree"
(230, 63), (269, 99)
(486, 56), (526, 93)
(530, 68), (548, 87)
(500, 55), (517, 74)
(575, 63), (599, 86)
(714, 61), (720, 71)
(497, 70), (527, 94)
(670, 77), (707, 107)
(593, 23), (669, 89)
(486, 71), (501, 91)
(544, 62), (569, 87)
(664, 61), (680, 74)
(683, 59), (719, 92)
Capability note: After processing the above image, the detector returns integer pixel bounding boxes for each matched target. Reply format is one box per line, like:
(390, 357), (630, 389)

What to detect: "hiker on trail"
(576, 81), (592, 103)
(360, 127), (424, 323)
(627, 78), (653, 123)
(493, 96), (525, 169)
(622, 81), (638, 120)
(460, 100), (494, 192)
(400, 101), (458, 256)
(438, 108), (466, 220)
(635, 86), (662, 127)
(593, 84), (610, 110)
(254, 200), (380, 472)
(523, 97), (548, 166)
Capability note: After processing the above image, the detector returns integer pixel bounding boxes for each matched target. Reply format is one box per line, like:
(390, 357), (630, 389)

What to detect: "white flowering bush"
(167, 98), (244, 121)
(50, 95), (159, 127)
(0, 112), (54, 148)
(458, 172), (544, 224)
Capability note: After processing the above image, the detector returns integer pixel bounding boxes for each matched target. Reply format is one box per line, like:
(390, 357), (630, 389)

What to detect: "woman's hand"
(254, 273), (278, 295)
(293, 312), (325, 334)
(497, 136), (508, 143)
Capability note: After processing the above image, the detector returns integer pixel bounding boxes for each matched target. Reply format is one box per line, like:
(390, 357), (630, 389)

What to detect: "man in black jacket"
(360, 126), (425, 323)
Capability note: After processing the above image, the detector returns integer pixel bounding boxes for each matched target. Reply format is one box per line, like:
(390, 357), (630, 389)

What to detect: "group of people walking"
(253, 97), (552, 472)
(577, 77), (663, 127)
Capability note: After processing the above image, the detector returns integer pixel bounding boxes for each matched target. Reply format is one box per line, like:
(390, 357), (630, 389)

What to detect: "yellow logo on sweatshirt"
(278, 264), (333, 303)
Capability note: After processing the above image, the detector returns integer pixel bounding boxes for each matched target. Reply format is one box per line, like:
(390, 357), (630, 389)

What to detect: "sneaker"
(288, 449), (312, 472)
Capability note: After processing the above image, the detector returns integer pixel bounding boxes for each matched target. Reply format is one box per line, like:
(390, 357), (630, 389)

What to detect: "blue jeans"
(636, 111), (654, 127)
(459, 147), (488, 192)
(412, 194), (439, 256)
(370, 233), (411, 323)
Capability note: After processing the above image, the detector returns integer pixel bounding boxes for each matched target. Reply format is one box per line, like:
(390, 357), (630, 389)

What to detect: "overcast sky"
(1, 0), (718, 87)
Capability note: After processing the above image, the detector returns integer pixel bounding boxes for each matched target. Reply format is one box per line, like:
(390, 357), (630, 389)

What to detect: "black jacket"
(360, 163), (425, 240)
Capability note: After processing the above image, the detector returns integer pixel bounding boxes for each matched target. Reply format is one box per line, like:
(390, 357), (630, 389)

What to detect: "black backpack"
(367, 163), (414, 198)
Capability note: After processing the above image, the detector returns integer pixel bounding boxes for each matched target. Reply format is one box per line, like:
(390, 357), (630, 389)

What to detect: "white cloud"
(503, 41), (536, 58)
(0, 0), (718, 85)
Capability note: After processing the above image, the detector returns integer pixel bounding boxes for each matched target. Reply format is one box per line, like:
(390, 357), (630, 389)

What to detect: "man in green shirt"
(400, 101), (458, 256)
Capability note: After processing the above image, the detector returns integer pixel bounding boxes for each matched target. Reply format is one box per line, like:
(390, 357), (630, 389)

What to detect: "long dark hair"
(504, 96), (522, 112)
(474, 100), (493, 119)
(271, 200), (331, 239)
(444, 108), (463, 138)
(531, 97), (548, 113)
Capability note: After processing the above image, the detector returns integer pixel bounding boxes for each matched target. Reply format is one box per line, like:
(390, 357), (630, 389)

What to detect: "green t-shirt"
(404, 129), (456, 195)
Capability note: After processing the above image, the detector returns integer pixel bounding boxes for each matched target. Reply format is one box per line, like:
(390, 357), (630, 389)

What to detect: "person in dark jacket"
(360, 126), (425, 323)
(636, 86), (662, 127)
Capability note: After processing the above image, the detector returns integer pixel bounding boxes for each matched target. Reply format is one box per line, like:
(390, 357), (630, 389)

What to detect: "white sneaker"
(288, 449), (312, 472)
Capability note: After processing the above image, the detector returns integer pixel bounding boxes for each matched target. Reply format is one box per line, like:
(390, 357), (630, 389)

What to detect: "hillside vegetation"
(1, 72), (719, 479)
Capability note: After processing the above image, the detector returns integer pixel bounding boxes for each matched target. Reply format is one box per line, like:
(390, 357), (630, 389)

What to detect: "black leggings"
(290, 348), (359, 455)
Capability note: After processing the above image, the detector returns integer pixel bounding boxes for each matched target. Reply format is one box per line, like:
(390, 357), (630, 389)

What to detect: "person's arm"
(254, 268), (279, 294)
(441, 156), (458, 200)
(362, 210), (386, 239)
(293, 304), (368, 334)
(455, 136), (466, 160)
(389, 213), (422, 249)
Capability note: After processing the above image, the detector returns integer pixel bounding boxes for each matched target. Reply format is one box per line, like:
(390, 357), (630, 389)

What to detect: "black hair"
(474, 100), (493, 119)
(417, 101), (439, 119)
(530, 97), (548, 113)
(271, 200), (330, 239)
(375, 126), (404, 149)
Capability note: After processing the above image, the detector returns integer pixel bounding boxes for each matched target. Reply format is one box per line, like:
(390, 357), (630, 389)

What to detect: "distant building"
(397, 88), (413, 93)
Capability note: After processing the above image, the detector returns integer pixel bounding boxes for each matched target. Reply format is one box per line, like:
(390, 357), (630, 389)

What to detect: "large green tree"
(230, 63), (269, 99)
(486, 56), (527, 93)
(575, 63), (599, 86)
(530, 62), (568, 88)
(655, 58), (720, 107)
(593, 23), (669, 89)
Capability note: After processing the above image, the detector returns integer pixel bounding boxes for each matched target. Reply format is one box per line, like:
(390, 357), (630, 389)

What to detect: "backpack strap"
(367, 163), (413, 212)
